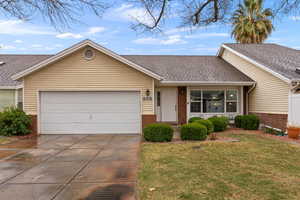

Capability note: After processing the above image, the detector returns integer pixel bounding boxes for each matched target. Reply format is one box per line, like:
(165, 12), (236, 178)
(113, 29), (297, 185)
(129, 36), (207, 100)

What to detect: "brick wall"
(29, 115), (38, 135)
(250, 112), (288, 131)
(178, 86), (187, 125)
(142, 115), (156, 128)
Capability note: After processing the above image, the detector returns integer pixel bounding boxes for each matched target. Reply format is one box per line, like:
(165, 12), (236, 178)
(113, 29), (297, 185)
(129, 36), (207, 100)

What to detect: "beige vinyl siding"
(222, 49), (289, 114)
(0, 89), (15, 111)
(23, 47), (154, 115)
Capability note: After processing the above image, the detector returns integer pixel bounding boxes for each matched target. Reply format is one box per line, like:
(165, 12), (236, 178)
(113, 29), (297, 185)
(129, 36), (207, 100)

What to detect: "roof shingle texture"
(123, 55), (253, 82)
(224, 43), (300, 81)
(0, 55), (52, 87)
(0, 54), (253, 87)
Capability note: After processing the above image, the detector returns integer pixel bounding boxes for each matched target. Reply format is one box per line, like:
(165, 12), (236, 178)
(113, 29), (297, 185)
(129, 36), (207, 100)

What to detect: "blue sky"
(0, 1), (300, 55)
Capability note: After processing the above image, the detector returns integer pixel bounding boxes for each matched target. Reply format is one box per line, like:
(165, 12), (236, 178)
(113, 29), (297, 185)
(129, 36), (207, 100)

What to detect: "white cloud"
(165, 25), (219, 35)
(54, 44), (63, 47)
(14, 40), (23, 43)
(185, 33), (229, 39)
(133, 35), (187, 45)
(134, 37), (160, 44)
(0, 44), (16, 50)
(289, 16), (300, 21)
(87, 26), (106, 35)
(31, 44), (43, 48)
(0, 20), (54, 35)
(56, 32), (83, 39)
(109, 4), (154, 26)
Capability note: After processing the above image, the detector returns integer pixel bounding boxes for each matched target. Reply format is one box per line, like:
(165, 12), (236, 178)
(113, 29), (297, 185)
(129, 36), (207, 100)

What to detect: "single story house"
(0, 39), (299, 134)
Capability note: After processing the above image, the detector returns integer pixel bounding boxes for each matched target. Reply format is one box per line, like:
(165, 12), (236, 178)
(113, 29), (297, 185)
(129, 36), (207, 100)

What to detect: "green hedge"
(143, 123), (174, 142)
(234, 115), (243, 128)
(180, 123), (207, 141)
(241, 115), (260, 130)
(208, 116), (229, 132)
(188, 117), (202, 123)
(0, 107), (32, 136)
(195, 119), (214, 134)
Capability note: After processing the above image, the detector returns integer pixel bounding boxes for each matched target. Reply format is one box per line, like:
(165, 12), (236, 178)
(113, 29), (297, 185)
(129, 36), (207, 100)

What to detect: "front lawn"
(138, 132), (300, 200)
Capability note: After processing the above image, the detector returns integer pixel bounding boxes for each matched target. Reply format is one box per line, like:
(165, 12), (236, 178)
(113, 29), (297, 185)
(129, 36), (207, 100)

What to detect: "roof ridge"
(0, 54), (53, 56)
(122, 55), (216, 57)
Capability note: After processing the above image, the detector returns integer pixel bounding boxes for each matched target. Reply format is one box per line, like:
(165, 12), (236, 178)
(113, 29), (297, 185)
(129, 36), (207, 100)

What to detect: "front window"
(203, 90), (224, 113)
(226, 90), (238, 112)
(190, 89), (238, 113)
(190, 90), (202, 112)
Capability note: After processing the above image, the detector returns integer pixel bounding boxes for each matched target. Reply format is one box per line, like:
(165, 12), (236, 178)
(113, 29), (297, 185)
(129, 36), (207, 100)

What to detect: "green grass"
(138, 133), (300, 200)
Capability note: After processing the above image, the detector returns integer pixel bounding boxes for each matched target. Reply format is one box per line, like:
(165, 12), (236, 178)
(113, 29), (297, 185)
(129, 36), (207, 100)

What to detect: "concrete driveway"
(0, 134), (140, 200)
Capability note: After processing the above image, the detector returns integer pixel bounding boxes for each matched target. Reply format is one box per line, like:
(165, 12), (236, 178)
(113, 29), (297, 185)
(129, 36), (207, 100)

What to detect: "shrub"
(143, 123), (173, 142)
(188, 117), (202, 123)
(0, 107), (32, 136)
(208, 116), (229, 132)
(234, 115), (243, 128)
(180, 123), (207, 141)
(195, 119), (214, 134)
(241, 115), (260, 130)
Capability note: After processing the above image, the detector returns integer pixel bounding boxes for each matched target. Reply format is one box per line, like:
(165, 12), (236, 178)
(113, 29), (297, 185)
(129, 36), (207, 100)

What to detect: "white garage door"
(40, 91), (141, 134)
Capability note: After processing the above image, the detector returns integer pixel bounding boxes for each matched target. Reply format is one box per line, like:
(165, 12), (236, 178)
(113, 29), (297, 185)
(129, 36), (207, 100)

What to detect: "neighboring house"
(0, 39), (299, 135)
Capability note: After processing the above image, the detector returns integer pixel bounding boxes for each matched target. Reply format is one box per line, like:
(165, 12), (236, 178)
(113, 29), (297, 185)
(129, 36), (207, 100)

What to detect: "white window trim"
(226, 89), (239, 113)
(189, 88), (239, 114)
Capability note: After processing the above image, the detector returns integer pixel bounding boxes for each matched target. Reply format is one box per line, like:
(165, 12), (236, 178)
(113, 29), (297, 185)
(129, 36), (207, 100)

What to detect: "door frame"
(156, 87), (178, 123)
(37, 89), (142, 134)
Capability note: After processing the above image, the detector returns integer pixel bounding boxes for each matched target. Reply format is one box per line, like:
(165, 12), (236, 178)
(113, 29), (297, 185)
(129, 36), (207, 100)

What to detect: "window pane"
(226, 102), (237, 112)
(203, 90), (224, 113)
(226, 90), (237, 101)
(191, 102), (201, 113)
(191, 90), (201, 101)
(157, 91), (161, 106)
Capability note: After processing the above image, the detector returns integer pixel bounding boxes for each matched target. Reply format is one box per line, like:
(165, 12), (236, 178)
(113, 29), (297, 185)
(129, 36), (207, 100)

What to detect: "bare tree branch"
(0, 0), (299, 33)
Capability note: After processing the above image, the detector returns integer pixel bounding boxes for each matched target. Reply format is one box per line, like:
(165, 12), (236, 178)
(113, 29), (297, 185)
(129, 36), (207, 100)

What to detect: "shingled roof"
(123, 55), (253, 82)
(223, 43), (300, 81)
(0, 54), (51, 87)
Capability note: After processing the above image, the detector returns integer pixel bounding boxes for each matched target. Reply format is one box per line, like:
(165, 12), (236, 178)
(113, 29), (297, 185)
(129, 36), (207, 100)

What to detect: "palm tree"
(231, 0), (274, 44)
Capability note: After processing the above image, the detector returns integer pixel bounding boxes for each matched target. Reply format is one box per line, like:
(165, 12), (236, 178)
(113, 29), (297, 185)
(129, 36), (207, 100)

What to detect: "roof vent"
(0, 61), (5, 66)
(296, 68), (300, 75)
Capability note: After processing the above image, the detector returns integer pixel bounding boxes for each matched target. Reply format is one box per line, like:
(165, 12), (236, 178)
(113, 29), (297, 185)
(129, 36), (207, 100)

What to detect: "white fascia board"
(12, 39), (163, 81)
(221, 44), (291, 84)
(159, 81), (255, 86)
(0, 85), (23, 89)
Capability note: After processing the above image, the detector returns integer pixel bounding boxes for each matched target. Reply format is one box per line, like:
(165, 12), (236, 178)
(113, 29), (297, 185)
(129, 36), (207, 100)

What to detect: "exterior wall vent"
(0, 61), (5, 66)
(296, 67), (300, 74)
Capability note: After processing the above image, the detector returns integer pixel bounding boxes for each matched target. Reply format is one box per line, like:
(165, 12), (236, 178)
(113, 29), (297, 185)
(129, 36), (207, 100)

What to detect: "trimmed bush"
(143, 123), (173, 142)
(234, 115), (243, 128)
(241, 115), (260, 130)
(180, 123), (207, 141)
(188, 117), (202, 123)
(208, 116), (229, 132)
(195, 119), (214, 134)
(0, 107), (32, 136)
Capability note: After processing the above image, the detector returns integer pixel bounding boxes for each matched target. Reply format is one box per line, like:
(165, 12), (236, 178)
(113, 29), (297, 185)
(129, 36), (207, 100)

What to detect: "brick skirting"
(142, 115), (156, 128)
(250, 112), (288, 131)
(29, 115), (38, 135)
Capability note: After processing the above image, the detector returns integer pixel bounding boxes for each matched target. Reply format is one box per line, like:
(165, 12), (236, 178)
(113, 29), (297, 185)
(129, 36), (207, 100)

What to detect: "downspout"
(246, 83), (257, 114)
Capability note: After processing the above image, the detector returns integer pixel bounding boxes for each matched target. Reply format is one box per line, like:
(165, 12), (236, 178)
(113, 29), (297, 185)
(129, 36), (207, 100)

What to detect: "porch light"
(146, 89), (150, 97)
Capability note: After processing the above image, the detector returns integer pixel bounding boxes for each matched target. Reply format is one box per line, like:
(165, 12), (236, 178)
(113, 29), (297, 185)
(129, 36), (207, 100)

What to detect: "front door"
(160, 88), (177, 122)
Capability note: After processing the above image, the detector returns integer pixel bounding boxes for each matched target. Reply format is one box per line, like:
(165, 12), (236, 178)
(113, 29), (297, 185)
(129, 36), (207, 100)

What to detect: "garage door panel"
(42, 92), (139, 104)
(41, 113), (141, 123)
(42, 104), (140, 113)
(40, 91), (141, 134)
(41, 122), (140, 134)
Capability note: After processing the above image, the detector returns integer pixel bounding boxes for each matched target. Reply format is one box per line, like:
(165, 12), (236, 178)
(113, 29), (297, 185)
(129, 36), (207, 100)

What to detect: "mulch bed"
(226, 128), (300, 145)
